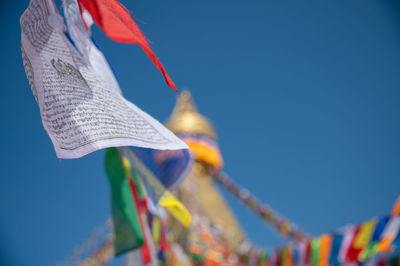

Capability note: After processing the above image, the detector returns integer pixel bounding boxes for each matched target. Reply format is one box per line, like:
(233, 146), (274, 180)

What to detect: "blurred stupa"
(166, 91), (245, 250)
(166, 91), (216, 140)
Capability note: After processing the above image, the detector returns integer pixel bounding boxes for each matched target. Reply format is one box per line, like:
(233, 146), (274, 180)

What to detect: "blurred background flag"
(104, 148), (144, 256)
(131, 147), (193, 189)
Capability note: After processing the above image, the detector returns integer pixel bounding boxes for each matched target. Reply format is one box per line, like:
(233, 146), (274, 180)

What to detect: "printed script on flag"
(20, 0), (187, 158)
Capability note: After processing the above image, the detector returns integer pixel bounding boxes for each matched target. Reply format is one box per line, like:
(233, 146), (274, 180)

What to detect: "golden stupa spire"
(166, 91), (216, 140)
(166, 91), (245, 249)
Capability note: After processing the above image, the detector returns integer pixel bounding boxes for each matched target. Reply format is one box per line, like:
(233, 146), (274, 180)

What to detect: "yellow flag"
(124, 147), (191, 228)
(353, 219), (377, 249)
(152, 216), (161, 243)
(121, 156), (131, 172)
(159, 191), (191, 227)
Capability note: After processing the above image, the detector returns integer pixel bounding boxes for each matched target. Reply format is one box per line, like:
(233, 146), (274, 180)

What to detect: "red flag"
(346, 226), (363, 262)
(128, 178), (152, 264)
(275, 249), (281, 266)
(78, 0), (177, 91)
(305, 240), (311, 264)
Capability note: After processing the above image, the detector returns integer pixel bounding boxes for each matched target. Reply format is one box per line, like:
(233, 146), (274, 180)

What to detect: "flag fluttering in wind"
(77, 0), (177, 91)
(105, 147), (144, 256)
(121, 147), (191, 228)
(130, 147), (193, 189)
(20, 0), (187, 159)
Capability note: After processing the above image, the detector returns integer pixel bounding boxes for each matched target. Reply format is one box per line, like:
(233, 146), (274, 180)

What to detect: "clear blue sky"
(0, 0), (399, 265)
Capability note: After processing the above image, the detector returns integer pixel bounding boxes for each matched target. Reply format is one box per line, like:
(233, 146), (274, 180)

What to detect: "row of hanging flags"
(264, 197), (400, 266)
(67, 172), (400, 266)
(64, 136), (400, 266)
(66, 183), (400, 266)
(215, 171), (400, 265)
(215, 172), (308, 241)
(216, 172), (400, 263)
(65, 145), (270, 266)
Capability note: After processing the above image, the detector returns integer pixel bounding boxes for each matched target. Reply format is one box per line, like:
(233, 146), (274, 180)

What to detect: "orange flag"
(391, 196), (400, 216)
(319, 234), (332, 266)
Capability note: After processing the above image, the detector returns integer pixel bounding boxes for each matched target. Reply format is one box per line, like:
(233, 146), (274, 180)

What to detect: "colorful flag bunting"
(63, 0), (193, 188)
(359, 216), (391, 261)
(122, 147), (191, 227)
(378, 216), (400, 253)
(215, 172), (308, 241)
(119, 152), (153, 263)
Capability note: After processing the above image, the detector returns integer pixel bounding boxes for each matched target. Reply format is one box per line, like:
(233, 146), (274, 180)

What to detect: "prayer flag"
(359, 216), (390, 261)
(392, 229), (400, 251)
(274, 248), (280, 266)
(391, 196), (400, 217)
(282, 246), (293, 266)
(310, 237), (320, 265)
(77, 0), (177, 91)
(305, 240), (311, 265)
(63, 0), (193, 187)
(104, 147), (144, 256)
(372, 217), (390, 242)
(377, 216), (400, 253)
(354, 219), (377, 249)
(158, 192), (191, 227)
(62, 0), (121, 94)
(318, 234), (332, 266)
(132, 147), (193, 189)
(21, 0), (187, 159)
(297, 242), (307, 266)
(292, 245), (299, 265)
(346, 225), (362, 262)
(122, 147), (191, 227)
(329, 234), (343, 265)
(338, 225), (355, 263)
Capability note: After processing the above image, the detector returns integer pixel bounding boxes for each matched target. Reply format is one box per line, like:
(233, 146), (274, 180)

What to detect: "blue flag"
(132, 147), (193, 189)
(329, 234), (343, 265)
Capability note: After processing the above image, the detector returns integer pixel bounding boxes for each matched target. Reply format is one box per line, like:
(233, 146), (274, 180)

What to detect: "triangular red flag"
(78, 0), (177, 91)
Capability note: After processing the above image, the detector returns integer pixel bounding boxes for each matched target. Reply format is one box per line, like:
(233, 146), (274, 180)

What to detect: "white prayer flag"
(20, 0), (187, 159)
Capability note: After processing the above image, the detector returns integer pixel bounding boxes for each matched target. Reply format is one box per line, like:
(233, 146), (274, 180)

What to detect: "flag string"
(215, 172), (309, 241)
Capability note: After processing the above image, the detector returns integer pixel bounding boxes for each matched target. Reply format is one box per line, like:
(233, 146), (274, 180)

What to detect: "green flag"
(105, 148), (144, 256)
(311, 237), (320, 266)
